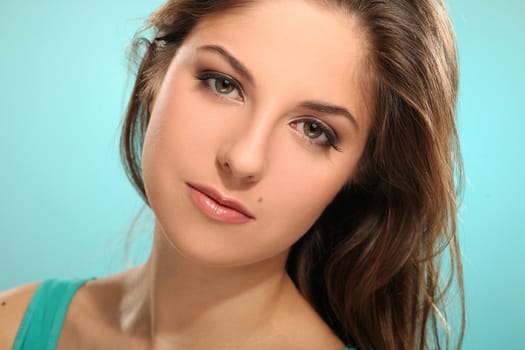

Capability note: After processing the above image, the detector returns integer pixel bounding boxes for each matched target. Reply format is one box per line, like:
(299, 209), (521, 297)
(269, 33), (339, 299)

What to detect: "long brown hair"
(120, 0), (465, 349)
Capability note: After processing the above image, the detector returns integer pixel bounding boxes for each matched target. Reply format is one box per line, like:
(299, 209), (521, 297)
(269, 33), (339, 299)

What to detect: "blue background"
(1, 1), (523, 348)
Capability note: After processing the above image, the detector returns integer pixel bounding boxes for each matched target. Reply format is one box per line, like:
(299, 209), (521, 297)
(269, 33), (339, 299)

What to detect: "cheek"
(258, 147), (357, 247)
(143, 80), (219, 176)
(142, 80), (203, 210)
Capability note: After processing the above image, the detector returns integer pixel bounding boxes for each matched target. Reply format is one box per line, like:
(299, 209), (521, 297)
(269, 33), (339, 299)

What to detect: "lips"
(187, 182), (255, 223)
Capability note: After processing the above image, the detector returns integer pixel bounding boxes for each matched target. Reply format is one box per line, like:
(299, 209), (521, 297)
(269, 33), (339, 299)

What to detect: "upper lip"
(187, 182), (256, 219)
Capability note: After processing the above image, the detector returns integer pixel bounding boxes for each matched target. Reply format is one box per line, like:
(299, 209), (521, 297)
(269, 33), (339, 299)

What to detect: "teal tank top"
(12, 278), (93, 350)
(12, 278), (356, 350)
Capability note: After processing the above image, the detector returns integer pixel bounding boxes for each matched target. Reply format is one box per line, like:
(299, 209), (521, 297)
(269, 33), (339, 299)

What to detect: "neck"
(121, 223), (297, 348)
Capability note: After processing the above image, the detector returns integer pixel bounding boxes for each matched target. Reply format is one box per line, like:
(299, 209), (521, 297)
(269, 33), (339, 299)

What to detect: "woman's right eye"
(195, 71), (244, 102)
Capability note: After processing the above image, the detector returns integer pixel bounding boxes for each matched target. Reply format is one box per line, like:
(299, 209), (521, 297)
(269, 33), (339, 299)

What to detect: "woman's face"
(142, 0), (372, 267)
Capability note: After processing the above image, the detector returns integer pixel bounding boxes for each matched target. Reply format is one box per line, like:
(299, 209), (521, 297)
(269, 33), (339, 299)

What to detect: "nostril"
(217, 155), (231, 172)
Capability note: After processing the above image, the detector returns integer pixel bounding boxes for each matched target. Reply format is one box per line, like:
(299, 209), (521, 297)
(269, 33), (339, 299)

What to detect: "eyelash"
(194, 70), (341, 151)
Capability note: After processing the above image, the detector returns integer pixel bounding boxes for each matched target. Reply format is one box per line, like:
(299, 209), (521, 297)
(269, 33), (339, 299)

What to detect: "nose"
(216, 119), (271, 184)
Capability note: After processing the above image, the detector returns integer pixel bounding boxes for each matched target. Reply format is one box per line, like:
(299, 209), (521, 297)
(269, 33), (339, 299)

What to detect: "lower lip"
(187, 185), (253, 224)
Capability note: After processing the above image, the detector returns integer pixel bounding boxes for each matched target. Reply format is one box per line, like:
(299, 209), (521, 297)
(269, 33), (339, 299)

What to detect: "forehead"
(180, 0), (372, 126)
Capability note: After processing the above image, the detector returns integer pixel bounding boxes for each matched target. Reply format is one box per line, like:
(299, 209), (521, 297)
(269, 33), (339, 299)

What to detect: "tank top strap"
(12, 278), (94, 350)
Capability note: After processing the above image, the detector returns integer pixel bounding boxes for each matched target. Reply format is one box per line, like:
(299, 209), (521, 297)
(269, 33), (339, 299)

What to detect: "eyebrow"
(197, 44), (360, 130)
(299, 101), (360, 131)
(197, 45), (255, 85)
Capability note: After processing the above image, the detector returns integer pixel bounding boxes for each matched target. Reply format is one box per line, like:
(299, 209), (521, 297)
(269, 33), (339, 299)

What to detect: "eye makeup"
(289, 118), (342, 151)
(194, 70), (245, 103)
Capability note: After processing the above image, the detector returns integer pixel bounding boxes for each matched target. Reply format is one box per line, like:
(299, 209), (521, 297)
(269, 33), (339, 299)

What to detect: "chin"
(155, 219), (290, 269)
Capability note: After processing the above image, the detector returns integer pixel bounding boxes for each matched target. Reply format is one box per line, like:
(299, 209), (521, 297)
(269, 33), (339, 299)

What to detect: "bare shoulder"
(0, 282), (40, 349)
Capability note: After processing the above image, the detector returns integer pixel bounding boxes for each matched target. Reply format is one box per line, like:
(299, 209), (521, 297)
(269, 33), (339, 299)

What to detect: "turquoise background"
(1, 1), (523, 348)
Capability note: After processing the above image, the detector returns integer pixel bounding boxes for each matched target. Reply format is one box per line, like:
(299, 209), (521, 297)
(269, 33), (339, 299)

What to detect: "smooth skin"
(1, 1), (372, 349)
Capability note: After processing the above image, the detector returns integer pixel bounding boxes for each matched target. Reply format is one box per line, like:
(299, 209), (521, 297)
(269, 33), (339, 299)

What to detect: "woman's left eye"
(290, 119), (341, 151)
(195, 71), (243, 102)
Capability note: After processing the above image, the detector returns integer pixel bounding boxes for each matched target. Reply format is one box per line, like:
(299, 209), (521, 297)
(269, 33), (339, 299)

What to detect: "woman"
(0, 0), (464, 349)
